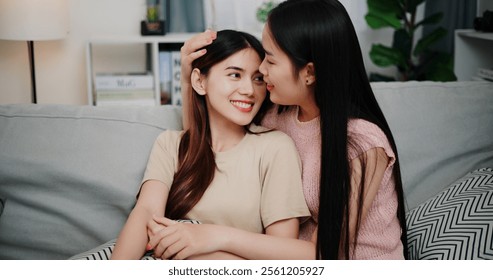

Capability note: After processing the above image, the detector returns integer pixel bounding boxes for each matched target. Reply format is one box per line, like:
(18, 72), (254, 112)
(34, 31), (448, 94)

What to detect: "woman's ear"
(191, 68), (207, 96)
(302, 62), (316, 86)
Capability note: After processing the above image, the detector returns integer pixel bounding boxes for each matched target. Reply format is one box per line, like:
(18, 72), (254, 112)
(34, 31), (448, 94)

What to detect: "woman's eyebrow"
(224, 66), (245, 71)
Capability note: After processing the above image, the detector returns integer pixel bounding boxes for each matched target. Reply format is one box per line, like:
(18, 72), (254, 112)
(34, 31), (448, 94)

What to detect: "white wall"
(0, 0), (398, 105)
(0, 0), (146, 105)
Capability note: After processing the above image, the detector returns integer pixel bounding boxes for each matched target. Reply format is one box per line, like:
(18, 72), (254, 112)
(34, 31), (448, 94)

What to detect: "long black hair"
(267, 0), (408, 259)
(166, 30), (270, 219)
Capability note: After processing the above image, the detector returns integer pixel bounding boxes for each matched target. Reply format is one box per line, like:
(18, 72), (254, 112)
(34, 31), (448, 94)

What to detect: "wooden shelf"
(88, 33), (198, 44)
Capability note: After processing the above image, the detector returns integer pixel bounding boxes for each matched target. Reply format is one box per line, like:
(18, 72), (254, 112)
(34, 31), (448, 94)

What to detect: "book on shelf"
(96, 89), (155, 106)
(158, 50), (182, 106)
(95, 72), (154, 91)
(476, 67), (493, 81)
(158, 42), (183, 106)
(170, 51), (182, 106)
(159, 51), (172, 105)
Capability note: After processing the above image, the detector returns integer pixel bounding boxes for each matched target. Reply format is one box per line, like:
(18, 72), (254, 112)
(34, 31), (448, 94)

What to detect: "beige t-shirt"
(142, 124), (310, 234)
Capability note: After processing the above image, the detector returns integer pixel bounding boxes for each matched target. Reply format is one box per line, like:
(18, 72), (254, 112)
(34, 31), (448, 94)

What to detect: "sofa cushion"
(0, 104), (182, 259)
(406, 167), (493, 259)
(373, 81), (493, 210)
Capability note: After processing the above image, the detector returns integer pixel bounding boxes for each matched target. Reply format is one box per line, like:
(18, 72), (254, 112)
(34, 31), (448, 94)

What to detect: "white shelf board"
(88, 33), (197, 44)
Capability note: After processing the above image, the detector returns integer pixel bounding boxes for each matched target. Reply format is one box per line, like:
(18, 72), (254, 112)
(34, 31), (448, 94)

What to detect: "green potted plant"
(365, 0), (456, 81)
(146, 3), (160, 31)
(141, 0), (164, 36)
(256, 1), (278, 23)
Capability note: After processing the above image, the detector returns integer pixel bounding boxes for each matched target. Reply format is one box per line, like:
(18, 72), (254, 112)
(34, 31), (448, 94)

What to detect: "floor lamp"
(0, 0), (69, 104)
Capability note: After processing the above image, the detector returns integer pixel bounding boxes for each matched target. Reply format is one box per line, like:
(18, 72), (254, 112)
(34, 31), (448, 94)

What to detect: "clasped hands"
(146, 215), (222, 260)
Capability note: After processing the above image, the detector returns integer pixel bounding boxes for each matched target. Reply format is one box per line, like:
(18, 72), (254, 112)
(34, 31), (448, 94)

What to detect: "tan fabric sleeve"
(260, 131), (310, 227)
(141, 130), (182, 191)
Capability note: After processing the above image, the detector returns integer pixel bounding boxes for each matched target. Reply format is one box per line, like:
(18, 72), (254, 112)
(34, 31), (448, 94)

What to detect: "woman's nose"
(259, 59), (267, 76)
(238, 80), (254, 96)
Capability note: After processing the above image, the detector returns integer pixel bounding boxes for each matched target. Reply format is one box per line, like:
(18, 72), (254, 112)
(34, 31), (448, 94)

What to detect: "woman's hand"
(180, 29), (217, 86)
(147, 216), (166, 242)
(147, 216), (225, 260)
(180, 29), (216, 130)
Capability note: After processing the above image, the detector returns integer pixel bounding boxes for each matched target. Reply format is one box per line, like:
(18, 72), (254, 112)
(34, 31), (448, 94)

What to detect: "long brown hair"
(165, 30), (269, 219)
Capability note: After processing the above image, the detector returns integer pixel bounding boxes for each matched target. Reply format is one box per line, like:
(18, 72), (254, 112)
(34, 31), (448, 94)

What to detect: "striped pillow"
(406, 168), (493, 259)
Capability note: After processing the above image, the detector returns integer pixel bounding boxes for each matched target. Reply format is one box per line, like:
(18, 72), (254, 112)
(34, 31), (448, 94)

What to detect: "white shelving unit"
(86, 33), (196, 105)
(454, 29), (493, 81)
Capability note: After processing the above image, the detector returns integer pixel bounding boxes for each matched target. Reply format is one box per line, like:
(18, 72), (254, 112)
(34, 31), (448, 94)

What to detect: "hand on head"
(180, 29), (217, 85)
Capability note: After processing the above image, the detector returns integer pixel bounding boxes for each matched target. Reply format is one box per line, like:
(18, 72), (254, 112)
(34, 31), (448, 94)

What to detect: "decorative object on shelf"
(141, 0), (165, 36)
(0, 0), (69, 103)
(365, 0), (456, 82)
(474, 10), (493, 32)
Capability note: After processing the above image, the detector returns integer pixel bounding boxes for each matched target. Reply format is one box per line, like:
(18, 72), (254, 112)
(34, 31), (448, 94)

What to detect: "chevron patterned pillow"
(406, 167), (493, 260)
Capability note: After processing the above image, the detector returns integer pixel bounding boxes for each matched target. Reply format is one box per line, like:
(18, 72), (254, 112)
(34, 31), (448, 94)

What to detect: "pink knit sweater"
(262, 106), (404, 259)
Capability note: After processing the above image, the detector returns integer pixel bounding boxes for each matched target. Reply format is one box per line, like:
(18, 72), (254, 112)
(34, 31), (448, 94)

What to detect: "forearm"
(188, 251), (245, 260)
(111, 208), (150, 259)
(220, 226), (316, 260)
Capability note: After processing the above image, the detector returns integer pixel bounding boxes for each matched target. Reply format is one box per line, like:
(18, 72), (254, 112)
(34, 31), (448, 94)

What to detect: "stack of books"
(95, 72), (156, 106)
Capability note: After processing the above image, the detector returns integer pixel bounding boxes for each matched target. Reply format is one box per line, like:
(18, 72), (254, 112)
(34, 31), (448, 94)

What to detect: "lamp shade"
(0, 0), (69, 41)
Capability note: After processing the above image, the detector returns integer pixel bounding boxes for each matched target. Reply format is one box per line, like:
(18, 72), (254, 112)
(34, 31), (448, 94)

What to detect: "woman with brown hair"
(110, 29), (310, 260)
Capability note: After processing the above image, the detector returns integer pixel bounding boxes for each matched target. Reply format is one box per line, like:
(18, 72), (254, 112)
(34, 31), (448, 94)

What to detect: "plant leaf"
(415, 12), (443, 28)
(365, 0), (402, 29)
(414, 27), (447, 56)
(370, 44), (406, 67)
(365, 11), (402, 29)
(426, 64), (457, 81)
(367, 0), (401, 14)
(414, 51), (456, 81)
(392, 29), (412, 59)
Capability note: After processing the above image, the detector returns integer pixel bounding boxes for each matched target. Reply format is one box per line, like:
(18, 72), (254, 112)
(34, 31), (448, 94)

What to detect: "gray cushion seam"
(0, 114), (170, 130)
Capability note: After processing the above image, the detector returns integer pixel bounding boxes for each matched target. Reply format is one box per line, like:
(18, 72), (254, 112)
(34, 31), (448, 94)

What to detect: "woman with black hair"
(177, 0), (409, 260)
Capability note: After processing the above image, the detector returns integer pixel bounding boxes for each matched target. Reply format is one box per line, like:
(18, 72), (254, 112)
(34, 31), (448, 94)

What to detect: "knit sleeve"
(347, 119), (395, 168)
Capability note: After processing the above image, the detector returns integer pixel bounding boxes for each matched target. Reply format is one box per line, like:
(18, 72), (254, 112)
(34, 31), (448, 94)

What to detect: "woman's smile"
(230, 100), (254, 112)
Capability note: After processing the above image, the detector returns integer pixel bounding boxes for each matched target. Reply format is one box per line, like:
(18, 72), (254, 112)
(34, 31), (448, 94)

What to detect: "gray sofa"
(1, 81), (492, 260)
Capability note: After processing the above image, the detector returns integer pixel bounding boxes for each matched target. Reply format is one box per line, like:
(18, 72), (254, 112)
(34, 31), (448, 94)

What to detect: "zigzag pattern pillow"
(406, 167), (493, 260)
